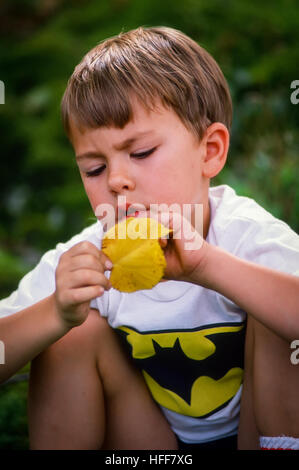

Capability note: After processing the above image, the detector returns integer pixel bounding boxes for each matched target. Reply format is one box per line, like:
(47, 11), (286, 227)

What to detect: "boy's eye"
(131, 147), (156, 158)
(85, 165), (106, 177)
(84, 147), (156, 177)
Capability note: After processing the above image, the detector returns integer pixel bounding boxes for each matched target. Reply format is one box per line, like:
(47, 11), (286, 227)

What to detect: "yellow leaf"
(102, 217), (171, 292)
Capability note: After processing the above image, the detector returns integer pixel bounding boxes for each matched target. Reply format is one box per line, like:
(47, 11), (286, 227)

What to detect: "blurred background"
(0, 0), (298, 449)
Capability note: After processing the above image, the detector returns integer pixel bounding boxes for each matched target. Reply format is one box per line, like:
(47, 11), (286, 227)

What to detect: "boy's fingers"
(145, 210), (182, 238)
(61, 241), (113, 271)
(158, 238), (168, 248)
(66, 285), (105, 306)
(69, 253), (112, 273)
(69, 269), (111, 290)
(68, 241), (101, 258)
(98, 250), (113, 271)
(68, 254), (100, 272)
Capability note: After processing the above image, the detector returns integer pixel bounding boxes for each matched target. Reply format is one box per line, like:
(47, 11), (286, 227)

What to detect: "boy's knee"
(32, 308), (142, 399)
(61, 308), (110, 354)
(34, 309), (109, 367)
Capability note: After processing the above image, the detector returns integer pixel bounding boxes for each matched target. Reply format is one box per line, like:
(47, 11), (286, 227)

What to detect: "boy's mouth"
(117, 203), (147, 222)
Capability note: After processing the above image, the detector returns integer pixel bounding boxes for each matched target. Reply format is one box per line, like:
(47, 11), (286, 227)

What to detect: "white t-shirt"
(1, 185), (299, 444)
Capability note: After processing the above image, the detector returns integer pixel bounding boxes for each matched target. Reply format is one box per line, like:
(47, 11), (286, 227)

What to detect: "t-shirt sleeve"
(231, 218), (299, 277)
(0, 247), (60, 318)
(209, 185), (299, 277)
(0, 222), (108, 318)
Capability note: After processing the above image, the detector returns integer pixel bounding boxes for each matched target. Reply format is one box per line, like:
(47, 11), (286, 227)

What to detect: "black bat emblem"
(116, 323), (246, 417)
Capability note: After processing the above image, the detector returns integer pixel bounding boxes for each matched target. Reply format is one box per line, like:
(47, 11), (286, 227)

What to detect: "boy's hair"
(61, 26), (232, 140)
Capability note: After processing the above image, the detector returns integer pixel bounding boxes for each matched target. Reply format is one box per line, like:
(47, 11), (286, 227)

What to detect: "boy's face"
(71, 98), (211, 235)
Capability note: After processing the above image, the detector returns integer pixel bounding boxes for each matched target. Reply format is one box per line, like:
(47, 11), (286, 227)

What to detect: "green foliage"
(0, 381), (29, 449)
(0, 0), (298, 449)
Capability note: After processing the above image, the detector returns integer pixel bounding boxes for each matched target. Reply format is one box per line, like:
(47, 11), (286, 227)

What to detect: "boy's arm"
(0, 241), (112, 385)
(198, 245), (299, 342)
(0, 294), (70, 384)
(156, 211), (299, 343)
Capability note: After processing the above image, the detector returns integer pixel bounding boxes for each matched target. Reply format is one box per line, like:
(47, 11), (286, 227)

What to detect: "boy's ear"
(202, 123), (229, 178)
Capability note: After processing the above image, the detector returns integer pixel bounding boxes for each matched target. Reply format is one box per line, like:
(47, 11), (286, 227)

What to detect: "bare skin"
(253, 320), (299, 438)
(238, 317), (299, 449)
(29, 309), (178, 450)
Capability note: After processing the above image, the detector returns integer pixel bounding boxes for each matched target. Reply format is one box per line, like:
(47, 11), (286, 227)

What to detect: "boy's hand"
(54, 241), (112, 329)
(141, 211), (210, 284)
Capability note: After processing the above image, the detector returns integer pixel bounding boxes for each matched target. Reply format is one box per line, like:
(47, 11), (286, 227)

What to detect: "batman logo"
(116, 322), (246, 418)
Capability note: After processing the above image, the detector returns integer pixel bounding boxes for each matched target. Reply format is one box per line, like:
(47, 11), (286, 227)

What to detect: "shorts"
(260, 435), (299, 450)
(177, 434), (238, 450)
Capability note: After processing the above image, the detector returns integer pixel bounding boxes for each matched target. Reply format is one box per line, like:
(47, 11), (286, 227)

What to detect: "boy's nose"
(107, 170), (136, 194)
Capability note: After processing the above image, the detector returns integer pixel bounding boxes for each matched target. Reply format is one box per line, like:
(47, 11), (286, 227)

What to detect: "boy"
(0, 26), (299, 450)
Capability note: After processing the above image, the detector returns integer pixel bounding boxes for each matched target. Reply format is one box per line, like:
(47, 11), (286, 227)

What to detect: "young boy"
(0, 26), (299, 450)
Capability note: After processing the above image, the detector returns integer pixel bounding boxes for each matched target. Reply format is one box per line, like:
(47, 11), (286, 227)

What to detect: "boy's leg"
(252, 319), (299, 440)
(28, 309), (178, 450)
(238, 317), (260, 449)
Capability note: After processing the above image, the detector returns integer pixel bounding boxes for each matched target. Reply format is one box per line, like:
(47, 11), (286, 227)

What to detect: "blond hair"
(61, 26), (232, 140)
